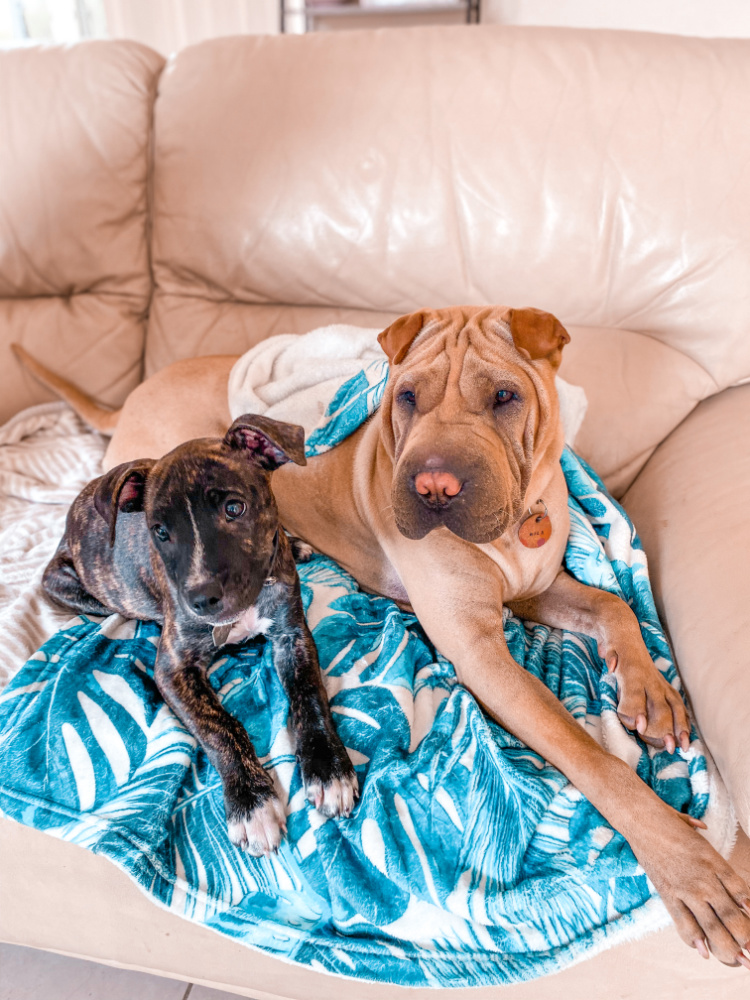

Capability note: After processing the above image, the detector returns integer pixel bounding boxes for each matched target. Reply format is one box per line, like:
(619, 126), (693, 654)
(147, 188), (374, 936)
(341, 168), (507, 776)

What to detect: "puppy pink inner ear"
(118, 478), (143, 511)
(96, 461), (152, 547)
(232, 428), (289, 469)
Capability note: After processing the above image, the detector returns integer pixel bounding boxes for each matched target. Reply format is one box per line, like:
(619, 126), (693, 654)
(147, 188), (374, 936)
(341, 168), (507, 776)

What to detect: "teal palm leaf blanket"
(0, 346), (733, 988)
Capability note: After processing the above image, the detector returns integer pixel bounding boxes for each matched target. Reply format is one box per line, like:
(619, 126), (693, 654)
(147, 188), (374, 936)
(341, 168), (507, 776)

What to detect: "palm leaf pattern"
(0, 366), (731, 987)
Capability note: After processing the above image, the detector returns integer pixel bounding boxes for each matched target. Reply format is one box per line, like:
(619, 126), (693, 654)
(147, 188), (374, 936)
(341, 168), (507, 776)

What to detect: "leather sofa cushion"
(148, 24), (748, 493)
(0, 42), (164, 424)
(1, 818), (749, 999)
(151, 27), (750, 390)
(559, 326), (715, 496)
(623, 383), (750, 836)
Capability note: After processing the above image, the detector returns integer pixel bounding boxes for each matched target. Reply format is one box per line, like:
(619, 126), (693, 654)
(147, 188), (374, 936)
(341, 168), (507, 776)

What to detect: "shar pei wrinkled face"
(377, 305), (569, 545)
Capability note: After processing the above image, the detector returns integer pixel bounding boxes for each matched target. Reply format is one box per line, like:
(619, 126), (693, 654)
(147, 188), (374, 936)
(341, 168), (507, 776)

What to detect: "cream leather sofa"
(1, 25), (750, 998)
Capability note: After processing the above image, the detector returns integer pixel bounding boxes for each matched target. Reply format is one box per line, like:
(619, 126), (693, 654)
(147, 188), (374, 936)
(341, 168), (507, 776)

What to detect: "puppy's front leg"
(268, 577), (358, 819)
(155, 620), (286, 855)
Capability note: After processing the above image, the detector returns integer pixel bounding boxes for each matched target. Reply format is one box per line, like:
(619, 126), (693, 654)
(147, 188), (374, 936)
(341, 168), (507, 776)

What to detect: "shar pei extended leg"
(382, 531), (750, 969)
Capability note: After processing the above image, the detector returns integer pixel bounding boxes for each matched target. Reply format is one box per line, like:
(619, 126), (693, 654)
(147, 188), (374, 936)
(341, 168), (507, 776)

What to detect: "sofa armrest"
(622, 384), (750, 834)
(0, 42), (164, 424)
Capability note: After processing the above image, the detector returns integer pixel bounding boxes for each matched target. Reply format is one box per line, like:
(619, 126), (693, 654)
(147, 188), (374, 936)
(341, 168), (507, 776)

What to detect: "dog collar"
(518, 499), (552, 549)
(263, 529), (280, 587)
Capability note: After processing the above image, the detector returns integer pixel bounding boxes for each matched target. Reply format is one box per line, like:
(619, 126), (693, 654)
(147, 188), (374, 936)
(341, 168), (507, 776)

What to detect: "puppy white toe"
(228, 796), (287, 855)
(290, 537), (314, 562)
(306, 772), (359, 819)
(305, 781), (325, 811)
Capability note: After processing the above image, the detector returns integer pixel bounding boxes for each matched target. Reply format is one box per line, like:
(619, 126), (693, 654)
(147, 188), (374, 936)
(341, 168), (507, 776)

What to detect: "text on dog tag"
(518, 512), (552, 548)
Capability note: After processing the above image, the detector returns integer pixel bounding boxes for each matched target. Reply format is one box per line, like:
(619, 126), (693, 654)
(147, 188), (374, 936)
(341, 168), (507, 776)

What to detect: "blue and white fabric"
(0, 344), (733, 988)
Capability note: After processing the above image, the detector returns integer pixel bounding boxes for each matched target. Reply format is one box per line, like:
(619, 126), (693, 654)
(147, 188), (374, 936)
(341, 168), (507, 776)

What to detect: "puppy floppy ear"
(377, 310), (433, 365)
(509, 308), (570, 369)
(93, 459), (155, 547)
(225, 414), (307, 470)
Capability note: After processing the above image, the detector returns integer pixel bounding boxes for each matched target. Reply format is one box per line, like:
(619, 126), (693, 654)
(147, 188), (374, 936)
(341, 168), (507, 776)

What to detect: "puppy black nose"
(187, 581), (223, 616)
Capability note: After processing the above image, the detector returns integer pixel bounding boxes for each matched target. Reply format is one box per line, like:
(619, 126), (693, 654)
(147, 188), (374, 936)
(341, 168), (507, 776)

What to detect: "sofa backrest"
(149, 27), (750, 383)
(2, 29), (748, 495)
(0, 41), (164, 425)
(148, 25), (750, 492)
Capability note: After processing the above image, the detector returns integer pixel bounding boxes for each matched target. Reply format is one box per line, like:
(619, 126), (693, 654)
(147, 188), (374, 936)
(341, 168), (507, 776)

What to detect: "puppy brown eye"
(152, 524), (170, 542)
(399, 390), (416, 407)
(496, 389), (517, 405)
(225, 500), (246, 521)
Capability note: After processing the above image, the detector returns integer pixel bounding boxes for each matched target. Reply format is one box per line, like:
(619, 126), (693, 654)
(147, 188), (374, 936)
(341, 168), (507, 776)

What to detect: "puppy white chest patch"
(213, 606), (274, 647)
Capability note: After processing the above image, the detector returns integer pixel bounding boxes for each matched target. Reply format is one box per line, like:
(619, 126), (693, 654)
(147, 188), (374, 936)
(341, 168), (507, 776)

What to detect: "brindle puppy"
(43, 413), (357, 855)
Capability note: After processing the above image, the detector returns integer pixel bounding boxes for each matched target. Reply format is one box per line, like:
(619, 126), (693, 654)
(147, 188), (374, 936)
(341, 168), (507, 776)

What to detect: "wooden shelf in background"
(280, 1), (480, 33)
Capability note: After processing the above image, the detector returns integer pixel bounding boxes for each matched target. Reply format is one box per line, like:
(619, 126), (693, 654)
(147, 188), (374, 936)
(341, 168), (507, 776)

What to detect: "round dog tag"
(518, 501), (552, 549)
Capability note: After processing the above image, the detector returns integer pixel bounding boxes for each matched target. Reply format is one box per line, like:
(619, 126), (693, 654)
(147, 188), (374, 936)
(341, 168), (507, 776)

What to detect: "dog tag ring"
(518, 500), (552, 549)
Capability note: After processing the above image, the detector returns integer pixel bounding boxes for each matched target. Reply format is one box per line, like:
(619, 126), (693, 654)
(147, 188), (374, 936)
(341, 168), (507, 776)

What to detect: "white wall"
(0, 0), (106, 44)
(101, 0), (750, 55)
(102, 0), (277, 54)
(483, 0), (750, 38)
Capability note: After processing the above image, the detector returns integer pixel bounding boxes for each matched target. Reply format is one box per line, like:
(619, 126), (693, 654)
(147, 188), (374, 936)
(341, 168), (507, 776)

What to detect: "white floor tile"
(0, 943), (190, 1000)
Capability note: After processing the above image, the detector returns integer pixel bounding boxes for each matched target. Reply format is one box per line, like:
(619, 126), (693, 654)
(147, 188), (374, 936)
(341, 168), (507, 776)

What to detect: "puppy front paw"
(226, 793), (287, 855)
(289, 535), (314, 563)
(224, 768), (287, 855)
(305, 771), (359, 819)
(300, 734), (359, 818)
